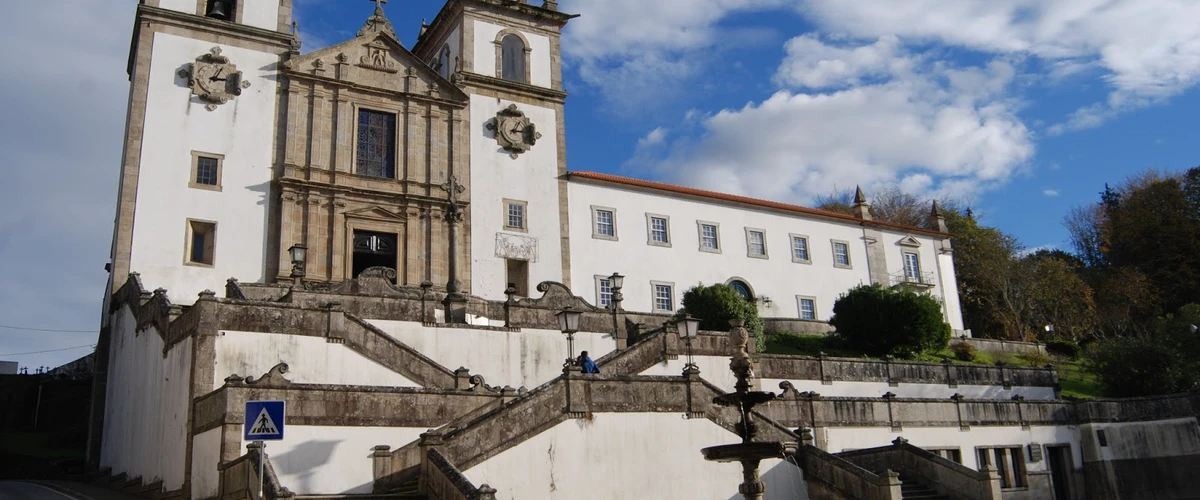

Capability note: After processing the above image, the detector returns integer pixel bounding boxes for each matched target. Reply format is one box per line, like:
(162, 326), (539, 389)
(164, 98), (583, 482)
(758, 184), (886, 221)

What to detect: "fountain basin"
(713, 391), (776, 407)
(701, 442), (799, 463)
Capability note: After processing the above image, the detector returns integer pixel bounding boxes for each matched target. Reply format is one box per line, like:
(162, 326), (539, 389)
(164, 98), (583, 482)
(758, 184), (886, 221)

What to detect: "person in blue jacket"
(578, 351), (600, 374)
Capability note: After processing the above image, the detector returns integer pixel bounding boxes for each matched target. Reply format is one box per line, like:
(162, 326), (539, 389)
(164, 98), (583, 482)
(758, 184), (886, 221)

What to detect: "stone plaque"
(495, 233), (539, 263)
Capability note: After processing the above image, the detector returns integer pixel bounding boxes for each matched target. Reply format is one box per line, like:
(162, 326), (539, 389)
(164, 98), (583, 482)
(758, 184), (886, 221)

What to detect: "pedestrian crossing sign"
(244, 400), (285, 441)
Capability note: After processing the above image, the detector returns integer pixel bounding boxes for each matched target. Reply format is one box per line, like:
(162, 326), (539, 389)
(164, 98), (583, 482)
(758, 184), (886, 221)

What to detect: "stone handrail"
(423, 448), (497, 500)
(218, 444), (292, 499)
(794, 445), (902, 500)
(342, 313), (458, 388)
(594, 327), (667, 375)
(838, 440), (1002, 500)
(759, 354), (1058, 389)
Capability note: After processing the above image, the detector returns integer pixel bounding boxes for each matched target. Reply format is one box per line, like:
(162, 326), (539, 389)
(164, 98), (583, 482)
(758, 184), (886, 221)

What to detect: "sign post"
(245, 401), (285, 500)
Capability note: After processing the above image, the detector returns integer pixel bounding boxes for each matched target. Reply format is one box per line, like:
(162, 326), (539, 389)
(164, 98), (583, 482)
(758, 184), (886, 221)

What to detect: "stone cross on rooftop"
(370, 0), (388, 14)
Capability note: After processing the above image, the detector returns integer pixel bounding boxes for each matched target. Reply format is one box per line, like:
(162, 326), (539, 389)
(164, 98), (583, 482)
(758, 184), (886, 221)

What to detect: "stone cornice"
(277, 175), (473, 209)
(456, 71), (568, 104)
(281, 70), (469, 107)
(134, 5), (293, 52)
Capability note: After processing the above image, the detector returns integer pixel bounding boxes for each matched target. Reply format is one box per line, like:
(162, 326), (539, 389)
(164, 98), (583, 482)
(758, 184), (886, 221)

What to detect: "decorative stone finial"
(853, 186), (872, 220)
(358, 0), (397, 38)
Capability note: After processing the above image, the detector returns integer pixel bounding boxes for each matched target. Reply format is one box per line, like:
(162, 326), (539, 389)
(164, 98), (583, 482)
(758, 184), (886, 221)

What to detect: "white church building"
(87, 1), (1200, 499)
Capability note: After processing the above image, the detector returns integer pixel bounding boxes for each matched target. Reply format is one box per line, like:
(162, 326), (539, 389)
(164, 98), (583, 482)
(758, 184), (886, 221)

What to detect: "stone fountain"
(702, 319), (798, 500)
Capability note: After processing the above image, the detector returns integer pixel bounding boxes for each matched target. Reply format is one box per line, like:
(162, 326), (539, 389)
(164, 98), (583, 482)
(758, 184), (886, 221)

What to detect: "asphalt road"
(0, 481), (144, 500)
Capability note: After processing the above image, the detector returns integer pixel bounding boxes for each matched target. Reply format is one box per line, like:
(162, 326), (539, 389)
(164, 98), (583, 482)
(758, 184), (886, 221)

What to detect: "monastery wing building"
(89, 1), (1200, 500)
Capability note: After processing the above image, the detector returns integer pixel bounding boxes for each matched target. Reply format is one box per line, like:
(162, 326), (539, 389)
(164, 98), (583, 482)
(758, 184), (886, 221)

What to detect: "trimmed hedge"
(829, 284), (952, 359)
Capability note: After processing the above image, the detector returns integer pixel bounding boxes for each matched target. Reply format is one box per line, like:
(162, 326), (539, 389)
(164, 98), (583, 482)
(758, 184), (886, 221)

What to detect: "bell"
(207, 0), (231, 20)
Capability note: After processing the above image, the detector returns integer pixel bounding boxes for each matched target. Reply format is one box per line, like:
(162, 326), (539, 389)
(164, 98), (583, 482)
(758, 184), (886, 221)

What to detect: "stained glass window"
(356, 109), (396, 178)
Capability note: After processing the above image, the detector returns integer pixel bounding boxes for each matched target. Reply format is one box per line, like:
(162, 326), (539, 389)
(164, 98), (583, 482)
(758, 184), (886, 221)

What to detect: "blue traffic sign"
(244, 400), (285, 441)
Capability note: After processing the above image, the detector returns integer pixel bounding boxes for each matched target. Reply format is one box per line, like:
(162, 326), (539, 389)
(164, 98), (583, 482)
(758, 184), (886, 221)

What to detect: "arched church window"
(438, 45), (452, 79)
(729, 280), (754, 301)
(501, 35), (527, 83)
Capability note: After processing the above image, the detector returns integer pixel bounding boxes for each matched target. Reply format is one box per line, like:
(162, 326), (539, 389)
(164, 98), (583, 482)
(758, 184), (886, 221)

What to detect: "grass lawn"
(763, 332), (1106, 399)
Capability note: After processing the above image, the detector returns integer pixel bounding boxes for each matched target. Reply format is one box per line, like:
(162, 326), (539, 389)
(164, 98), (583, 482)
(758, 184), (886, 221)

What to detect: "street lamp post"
(556, 306), (582, 369)
(609, 272), (624, 344)
(288, 244), (308, 286)
(679, 315), (701, 374)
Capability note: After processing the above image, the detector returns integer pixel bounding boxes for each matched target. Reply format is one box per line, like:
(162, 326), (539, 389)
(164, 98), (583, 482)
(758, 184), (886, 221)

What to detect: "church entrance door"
(353, 230), (398, 281)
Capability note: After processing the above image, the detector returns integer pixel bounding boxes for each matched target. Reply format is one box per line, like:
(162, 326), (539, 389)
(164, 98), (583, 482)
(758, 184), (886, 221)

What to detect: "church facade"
(88, 1), (1200, 500)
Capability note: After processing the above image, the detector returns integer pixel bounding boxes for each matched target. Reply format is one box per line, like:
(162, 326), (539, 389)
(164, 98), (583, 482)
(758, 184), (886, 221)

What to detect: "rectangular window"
(186, 220), (216, 266)
(596, 277), (613, 308)
(647, 215), (670, 246)
(904, 252), (921, 280)
(591, 206), (618, 240)
(977, 447), (1027, 489)
(746, 229), (767, 258)
(790, 235), (811, 263)
(797, 297), (816, 320)
(652, 282), (675, 313)
(356, 109), (397, 178)
(189, 151), (223, 191)
(504, 199), (527, 231)
(698, 222), (720, 252)
(832, 241), (852, 268)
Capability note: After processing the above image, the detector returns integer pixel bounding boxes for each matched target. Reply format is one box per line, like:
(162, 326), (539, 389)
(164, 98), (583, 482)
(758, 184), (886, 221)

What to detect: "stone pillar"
(372, 445), (391, 483)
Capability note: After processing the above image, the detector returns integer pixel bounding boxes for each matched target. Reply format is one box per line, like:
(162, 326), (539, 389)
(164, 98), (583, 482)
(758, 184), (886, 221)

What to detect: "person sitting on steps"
(578, 351), (600, 374)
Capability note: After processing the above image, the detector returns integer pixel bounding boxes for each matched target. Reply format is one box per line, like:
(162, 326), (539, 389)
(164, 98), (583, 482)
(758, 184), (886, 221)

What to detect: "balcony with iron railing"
(890, 270), (936, 288)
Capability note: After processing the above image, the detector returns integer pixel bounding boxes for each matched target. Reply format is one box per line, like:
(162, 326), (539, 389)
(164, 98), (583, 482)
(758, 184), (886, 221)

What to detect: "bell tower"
(412, 0), (578, 300)
(106, 0), (297, 303)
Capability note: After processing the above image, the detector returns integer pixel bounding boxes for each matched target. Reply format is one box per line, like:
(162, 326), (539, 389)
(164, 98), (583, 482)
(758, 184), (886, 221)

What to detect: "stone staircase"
(900, 475), (951, 500)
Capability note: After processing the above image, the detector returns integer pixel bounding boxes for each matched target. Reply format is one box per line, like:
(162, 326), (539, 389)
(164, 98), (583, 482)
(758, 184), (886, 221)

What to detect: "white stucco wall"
(464, 413), (807, 500)
(212, 331), (418, 390)
(568, 181), (872, 318)
(936, 250), (966, 331)
(100, 305), (193, 490)
(191, 428), (222, 499)
(129, 33), (279, 304)
(640, 356), (740, 393)
(824, 425), (1082, 471)
(368, 320), (614, 389)
(469, 96), (563, 300)
(472, 20), (552, 87)
(878, 228), (963, 331)
(242, 426), (427, 495)
(762, 378), (1057, 401)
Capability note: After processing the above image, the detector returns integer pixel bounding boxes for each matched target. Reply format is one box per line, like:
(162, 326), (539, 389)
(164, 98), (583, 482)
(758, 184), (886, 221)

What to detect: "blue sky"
(1, 0), (1198, 369)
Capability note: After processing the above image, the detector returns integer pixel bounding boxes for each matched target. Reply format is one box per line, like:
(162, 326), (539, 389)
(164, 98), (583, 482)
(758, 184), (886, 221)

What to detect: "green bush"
(829, 284), (952, 359)
(1045, 340), (1082, 360)
(680, 284), (765, 351)
(950, 340), (977, 361)
(1016, 350), (1052, 367)
(1087, 304), (1200, 397)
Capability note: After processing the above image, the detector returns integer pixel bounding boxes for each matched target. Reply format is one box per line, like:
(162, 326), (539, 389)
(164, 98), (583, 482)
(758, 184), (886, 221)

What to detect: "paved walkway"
(0, 481), (145, 500)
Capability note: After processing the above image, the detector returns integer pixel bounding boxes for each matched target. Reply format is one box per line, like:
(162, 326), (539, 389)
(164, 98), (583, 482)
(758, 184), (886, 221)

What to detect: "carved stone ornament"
(358, 42), (398, 73)
(485, 104), (542, 159)
(494, 233), (539, 262)
(178, 47), (251, 111)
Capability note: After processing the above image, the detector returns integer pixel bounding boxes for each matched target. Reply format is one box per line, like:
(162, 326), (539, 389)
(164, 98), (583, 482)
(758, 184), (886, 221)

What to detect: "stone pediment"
(344, 206), (407, 222)
(897, 236), (922, 247)
(283, 33), (467, 102)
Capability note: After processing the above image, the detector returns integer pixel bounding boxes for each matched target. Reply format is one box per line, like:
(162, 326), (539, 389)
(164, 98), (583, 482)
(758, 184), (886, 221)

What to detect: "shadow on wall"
(271, 439), (338, 494)
(725, 459), (810, 500)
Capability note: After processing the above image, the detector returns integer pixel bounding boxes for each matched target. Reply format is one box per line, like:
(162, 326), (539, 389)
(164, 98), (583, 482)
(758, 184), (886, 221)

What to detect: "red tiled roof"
(567, 171), (950, 237)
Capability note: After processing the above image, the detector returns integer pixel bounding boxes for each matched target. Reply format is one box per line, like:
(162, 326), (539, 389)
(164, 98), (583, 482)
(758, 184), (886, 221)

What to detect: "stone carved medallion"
(495, 233), (539, 262)
(358, 42), (398, 73)
(178, 47), (251, 111)
(486, 104), (542, 159)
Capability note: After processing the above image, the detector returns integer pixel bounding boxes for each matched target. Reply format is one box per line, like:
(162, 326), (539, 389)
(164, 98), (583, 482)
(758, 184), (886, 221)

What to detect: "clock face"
(194, 63), (228, 98)
(498, 116), (526, 146)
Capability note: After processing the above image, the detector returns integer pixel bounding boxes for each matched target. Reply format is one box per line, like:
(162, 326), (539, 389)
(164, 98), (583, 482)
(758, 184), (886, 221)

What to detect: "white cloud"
(796, 0), (1200, 130)
(1044, 189), (1061, 197)
(644, 36), (1033, 203)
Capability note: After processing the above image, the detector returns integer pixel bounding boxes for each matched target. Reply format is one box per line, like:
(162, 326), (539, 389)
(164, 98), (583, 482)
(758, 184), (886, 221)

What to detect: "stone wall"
(759, 355), (1058, 390)
(960, 338), (1046, 357)
(764, 318), (835, 335)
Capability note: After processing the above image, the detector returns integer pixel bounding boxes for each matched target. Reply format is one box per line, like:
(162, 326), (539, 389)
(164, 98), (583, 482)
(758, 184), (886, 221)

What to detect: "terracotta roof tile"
(567, 171), (949, 237)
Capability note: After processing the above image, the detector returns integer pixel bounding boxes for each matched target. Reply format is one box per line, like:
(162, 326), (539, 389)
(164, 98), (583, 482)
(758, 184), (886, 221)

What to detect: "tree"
(1087, 305), (1200, 397)
(1024, 254), (1097, 342)
(680, 284), (764, 349)
(829, 284), (952, 358)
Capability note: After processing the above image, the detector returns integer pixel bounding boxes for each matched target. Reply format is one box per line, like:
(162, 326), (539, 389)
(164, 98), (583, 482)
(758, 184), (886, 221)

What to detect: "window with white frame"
(504, 199), (527, 232)
(976, 447), (1027, 489)
(591, 206), (617, 240)
(832, 240), (852, 268)
(647, 214), (670, 246)
(746, 229), (767, 258)
(790, 234), (810, 263)
(652, 282), (675, 312)
(698, 222), (720, 252)
(595, 276), (613, 308)
(904, 252), (921, 281)
(797, 296), (816, 320)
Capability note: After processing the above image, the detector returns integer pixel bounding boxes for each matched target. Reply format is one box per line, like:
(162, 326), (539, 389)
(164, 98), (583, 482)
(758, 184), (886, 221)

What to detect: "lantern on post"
(556, 306), (582, 368)
(679, 314), (701, 373)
